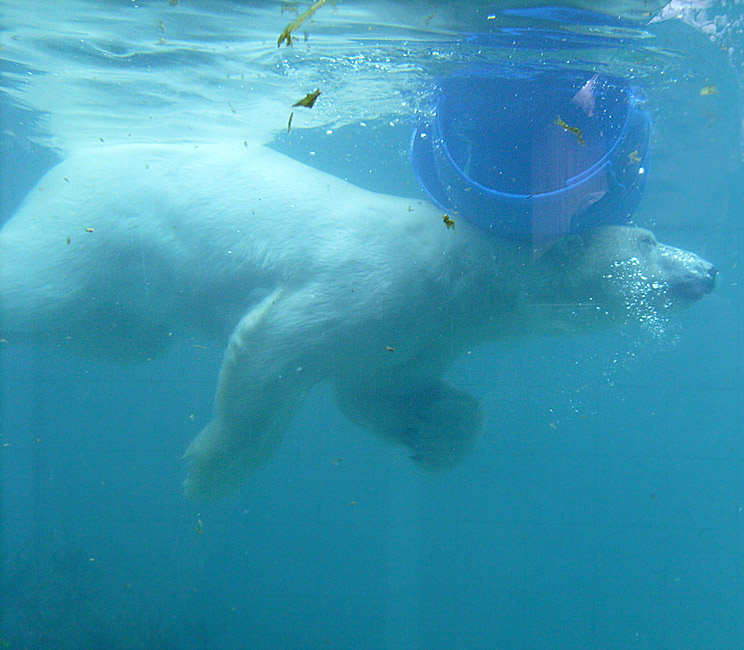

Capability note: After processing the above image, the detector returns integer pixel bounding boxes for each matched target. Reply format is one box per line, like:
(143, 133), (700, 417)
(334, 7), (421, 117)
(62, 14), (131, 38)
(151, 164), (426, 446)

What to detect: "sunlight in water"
(0, 0), (682, 154)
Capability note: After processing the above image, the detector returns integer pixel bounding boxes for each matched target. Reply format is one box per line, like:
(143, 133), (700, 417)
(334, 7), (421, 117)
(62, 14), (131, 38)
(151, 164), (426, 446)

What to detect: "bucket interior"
(437, 72), (629, 197)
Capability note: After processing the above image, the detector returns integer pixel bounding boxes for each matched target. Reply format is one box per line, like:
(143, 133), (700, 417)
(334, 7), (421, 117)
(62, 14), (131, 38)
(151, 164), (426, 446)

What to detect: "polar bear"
(0, 143), (716, 498)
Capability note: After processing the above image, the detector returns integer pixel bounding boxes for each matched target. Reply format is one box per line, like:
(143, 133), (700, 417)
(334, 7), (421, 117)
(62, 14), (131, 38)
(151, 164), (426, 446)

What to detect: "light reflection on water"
(2, 0), (739, 154)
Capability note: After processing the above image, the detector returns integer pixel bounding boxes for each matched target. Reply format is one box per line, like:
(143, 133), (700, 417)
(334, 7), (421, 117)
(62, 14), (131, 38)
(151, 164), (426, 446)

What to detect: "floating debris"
(443, 214), (456, 230)
(288, 89), (320, 130)
(700, 85), (718, 96)
(277, 0), (332, 47)
(554, 116), (585, 145)
(293, 88), (321, 108)
(628, 150), (642, 164)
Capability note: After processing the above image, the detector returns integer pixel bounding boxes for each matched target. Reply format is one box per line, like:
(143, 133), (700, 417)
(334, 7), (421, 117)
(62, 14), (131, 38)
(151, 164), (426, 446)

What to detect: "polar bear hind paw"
(336, 380), (483, 470)
(399, 384), (483, 470)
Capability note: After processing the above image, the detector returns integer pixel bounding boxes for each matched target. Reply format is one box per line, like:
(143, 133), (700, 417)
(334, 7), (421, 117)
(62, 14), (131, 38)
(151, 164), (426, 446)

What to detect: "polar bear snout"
(660, 246), (717, 303)
(679, 262), (717, 302)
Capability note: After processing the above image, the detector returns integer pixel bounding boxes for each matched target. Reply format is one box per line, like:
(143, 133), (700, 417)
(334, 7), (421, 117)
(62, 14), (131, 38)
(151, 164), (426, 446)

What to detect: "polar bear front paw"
(183, 419), (265, 500)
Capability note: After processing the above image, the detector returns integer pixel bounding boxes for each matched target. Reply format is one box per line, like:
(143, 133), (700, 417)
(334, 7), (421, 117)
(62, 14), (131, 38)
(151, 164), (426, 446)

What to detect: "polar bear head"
(525, 225), (717, 332)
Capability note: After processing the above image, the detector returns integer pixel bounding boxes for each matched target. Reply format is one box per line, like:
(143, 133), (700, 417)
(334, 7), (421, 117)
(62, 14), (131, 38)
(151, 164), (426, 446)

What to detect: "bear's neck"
(417, 218), (539, 341)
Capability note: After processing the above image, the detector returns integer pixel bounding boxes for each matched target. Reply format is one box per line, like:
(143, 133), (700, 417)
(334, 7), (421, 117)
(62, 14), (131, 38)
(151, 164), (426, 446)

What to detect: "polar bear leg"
(335, 380), (483, 469)
(184, 288), (323, 499)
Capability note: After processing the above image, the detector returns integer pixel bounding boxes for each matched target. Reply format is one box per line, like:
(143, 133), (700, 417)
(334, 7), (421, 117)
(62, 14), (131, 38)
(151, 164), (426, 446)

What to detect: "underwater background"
(1, 1), (743, 648)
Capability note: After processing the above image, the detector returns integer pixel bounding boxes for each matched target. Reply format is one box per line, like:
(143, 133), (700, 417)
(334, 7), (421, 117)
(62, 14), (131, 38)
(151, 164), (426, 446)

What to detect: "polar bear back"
(0, 143), (456, 348)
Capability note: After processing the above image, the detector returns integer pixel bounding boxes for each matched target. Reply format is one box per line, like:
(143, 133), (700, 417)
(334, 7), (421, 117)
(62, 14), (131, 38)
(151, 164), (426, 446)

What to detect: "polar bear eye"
(636, 234), (656, 251)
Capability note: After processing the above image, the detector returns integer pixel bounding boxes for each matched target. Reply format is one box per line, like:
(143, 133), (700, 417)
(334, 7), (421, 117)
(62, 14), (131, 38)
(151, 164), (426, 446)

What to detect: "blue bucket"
(410, 68), (651, 242)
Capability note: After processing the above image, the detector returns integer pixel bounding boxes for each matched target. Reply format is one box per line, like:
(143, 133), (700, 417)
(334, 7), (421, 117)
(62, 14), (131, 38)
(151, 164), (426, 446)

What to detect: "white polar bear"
(0, 143), (716, 498)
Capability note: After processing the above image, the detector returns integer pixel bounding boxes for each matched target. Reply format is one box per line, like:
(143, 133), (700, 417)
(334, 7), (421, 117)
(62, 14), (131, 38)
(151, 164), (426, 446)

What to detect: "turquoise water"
(1, 2), (743, 648)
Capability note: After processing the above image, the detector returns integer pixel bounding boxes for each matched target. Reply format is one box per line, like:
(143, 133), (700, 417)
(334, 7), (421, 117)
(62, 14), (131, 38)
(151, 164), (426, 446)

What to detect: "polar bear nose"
(660, 248), (717, 305)
(689, 260), (717, 297)
(671, 259), (717, 302)
(703, 264), (718, 294)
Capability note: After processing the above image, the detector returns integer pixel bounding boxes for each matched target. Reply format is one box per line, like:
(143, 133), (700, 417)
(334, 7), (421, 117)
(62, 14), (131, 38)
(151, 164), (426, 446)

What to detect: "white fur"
(0, 143), (716, 498)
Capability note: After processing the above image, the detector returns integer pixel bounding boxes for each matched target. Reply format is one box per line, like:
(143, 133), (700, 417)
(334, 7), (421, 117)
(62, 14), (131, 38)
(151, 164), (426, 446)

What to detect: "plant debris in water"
(287, 89), (321, 133)
(277, 0), (332, 47)
(554, 116), (586, 145)
(292, 88), (321, 108)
